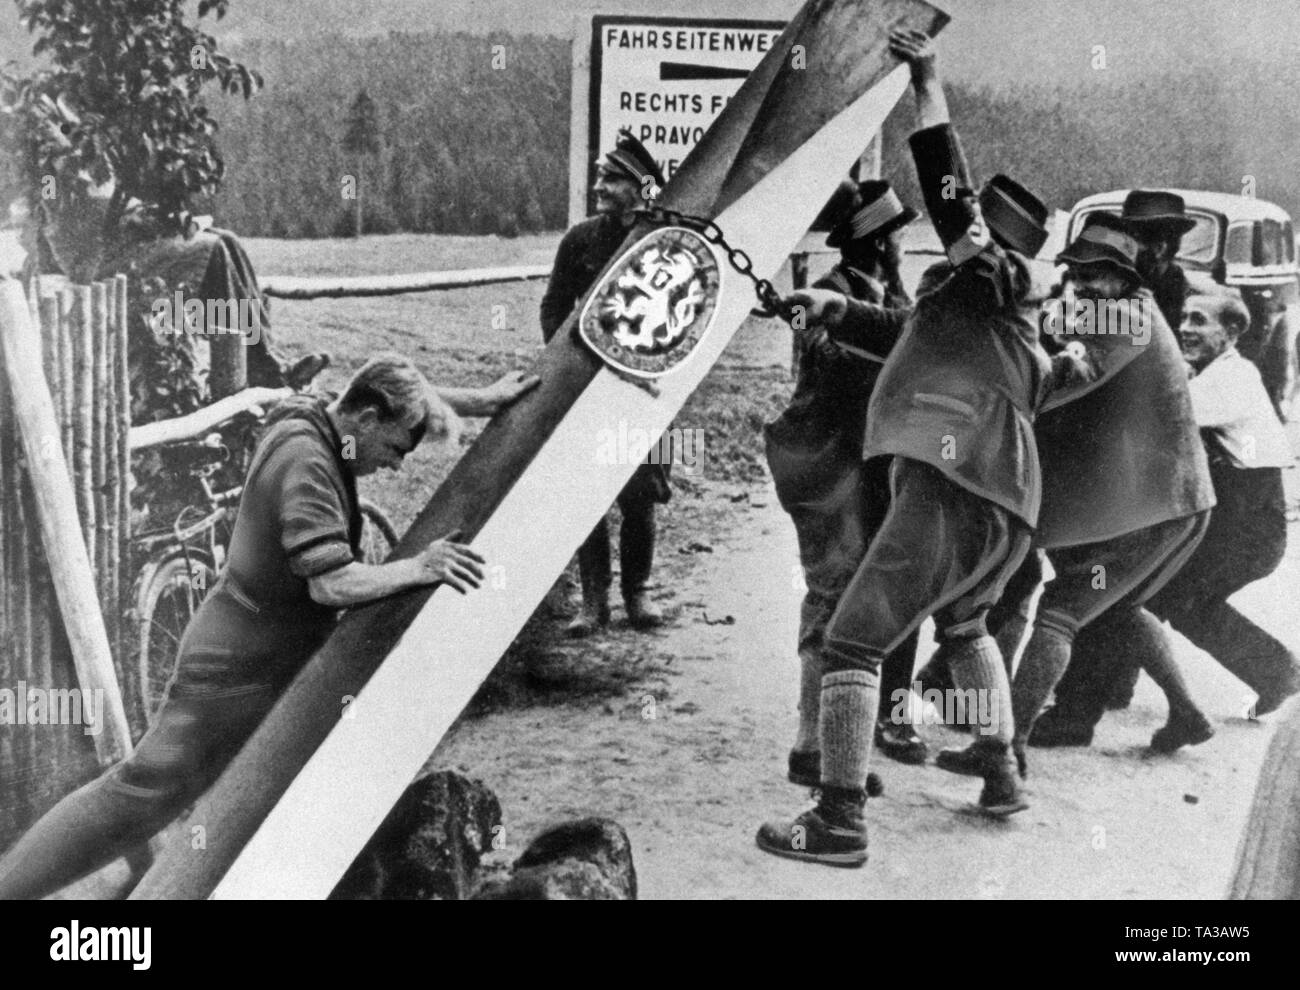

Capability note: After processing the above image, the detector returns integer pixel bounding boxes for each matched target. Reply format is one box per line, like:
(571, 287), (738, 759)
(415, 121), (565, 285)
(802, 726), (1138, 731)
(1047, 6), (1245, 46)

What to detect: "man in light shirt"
(1142, 292), (1300, 715)
(1052, 292), (1300, 728)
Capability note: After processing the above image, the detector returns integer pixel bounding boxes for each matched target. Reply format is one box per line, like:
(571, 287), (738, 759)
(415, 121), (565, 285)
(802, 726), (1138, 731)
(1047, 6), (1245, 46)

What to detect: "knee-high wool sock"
(1011, 624), (1075, 747)
(947, 634), (1014, 745)
(819, 669), (878, 792)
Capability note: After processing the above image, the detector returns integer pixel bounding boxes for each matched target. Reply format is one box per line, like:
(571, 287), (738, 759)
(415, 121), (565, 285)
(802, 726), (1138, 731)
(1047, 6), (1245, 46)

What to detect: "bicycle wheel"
(134, 553), (216, 724)
(358, 499), (399, 564)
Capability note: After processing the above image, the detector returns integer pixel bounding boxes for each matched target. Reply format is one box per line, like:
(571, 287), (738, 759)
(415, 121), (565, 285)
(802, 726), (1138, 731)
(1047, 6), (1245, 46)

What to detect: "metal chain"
(632, 205), (783, 317)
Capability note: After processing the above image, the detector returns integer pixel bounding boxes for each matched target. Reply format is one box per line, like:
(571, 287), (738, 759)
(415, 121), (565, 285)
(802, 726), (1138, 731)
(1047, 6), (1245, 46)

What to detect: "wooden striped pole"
(130, 0), (948, 900)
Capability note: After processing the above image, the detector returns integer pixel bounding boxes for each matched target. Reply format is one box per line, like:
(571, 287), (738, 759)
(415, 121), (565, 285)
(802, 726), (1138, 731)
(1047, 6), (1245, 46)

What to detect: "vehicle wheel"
(359, 498), (399, 564)
(134, 553), (216, 724)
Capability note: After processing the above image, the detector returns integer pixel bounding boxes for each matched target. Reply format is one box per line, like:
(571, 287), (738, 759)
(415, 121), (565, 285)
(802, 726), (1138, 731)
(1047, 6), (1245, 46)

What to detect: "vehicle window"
(1260, 219), (1286, 266)
(1070, 204), (1219, 266)
(1176, 214), (1218, 265)
(1225, 223), (1253, 265)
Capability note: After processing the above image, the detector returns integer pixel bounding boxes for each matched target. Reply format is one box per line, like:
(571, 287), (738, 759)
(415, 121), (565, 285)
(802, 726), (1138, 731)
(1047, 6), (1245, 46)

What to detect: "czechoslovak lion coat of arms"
(578, 226), (721, 378)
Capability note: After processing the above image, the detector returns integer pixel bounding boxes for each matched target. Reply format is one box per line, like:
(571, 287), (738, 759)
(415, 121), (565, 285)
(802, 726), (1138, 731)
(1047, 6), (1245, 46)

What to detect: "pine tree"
(342, 88), (381, 237)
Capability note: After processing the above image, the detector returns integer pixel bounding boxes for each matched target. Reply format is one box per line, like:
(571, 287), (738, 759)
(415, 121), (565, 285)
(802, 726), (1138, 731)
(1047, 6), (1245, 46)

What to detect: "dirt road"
(431, 477), (1293, 899)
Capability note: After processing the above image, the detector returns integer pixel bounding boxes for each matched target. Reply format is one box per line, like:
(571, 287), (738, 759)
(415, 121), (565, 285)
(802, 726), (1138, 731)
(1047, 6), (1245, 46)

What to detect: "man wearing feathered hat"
(765, 178), (926, 796)
(540, 129), (671, 636)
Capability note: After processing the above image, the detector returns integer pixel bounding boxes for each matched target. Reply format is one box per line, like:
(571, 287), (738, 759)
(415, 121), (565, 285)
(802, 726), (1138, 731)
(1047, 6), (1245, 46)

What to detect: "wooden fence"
(0, 275), (134, 850)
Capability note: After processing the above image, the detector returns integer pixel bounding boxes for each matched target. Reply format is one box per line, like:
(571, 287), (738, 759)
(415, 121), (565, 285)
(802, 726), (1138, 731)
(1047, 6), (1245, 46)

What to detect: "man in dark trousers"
(540, 130), (670, 636)
(1034, 292), (1298, 746)
(1150, 293), (1299, 711)
(756, 31), (1057, 865)
(765, 178), (924, 794)
(0, 354), (537, 899)
(1005, 213), (1217, 773)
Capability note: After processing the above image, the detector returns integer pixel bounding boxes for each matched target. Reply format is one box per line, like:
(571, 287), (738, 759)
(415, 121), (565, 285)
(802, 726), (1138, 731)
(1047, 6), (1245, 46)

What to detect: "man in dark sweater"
(540, 130), (671, 636)
(0, 355), (535, 900)
(765, 179), (923, 792)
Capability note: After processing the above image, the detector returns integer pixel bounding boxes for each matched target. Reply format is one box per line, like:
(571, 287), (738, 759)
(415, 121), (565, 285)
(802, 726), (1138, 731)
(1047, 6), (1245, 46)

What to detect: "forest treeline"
(210, 31), (1300, 238)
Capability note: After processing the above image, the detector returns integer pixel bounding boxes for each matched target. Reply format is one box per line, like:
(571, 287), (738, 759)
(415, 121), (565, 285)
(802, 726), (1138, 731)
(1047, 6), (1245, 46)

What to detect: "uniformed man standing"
(540, 130), (672, 636)
(764, 178), (926, 792)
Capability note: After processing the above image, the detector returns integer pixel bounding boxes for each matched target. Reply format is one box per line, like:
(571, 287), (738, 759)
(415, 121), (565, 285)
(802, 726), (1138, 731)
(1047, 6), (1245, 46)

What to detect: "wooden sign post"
(131, 0), (949, 900)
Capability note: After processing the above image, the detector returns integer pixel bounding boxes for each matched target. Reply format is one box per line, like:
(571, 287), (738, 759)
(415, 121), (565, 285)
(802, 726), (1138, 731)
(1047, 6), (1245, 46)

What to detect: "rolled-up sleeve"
(274, 437), (356, 579)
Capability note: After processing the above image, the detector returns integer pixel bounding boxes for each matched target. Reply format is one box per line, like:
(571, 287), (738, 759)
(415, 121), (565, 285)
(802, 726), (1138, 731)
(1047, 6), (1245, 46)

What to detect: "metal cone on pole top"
(129, 0), (950, 901)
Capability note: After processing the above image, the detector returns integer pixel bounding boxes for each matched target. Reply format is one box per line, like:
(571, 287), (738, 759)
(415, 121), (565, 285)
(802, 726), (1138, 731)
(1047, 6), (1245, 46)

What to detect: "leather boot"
(624, 591), (664, 629)
(566, 567), (610, 638)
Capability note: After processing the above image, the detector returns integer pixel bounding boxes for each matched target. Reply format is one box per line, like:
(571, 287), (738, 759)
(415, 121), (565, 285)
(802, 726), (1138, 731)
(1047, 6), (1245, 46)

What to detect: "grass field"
(244, 231), (799, 528)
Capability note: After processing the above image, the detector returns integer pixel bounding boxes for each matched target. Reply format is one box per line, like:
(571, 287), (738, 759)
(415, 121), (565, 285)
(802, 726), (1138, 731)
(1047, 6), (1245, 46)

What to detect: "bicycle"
(130, 409), (398, 728)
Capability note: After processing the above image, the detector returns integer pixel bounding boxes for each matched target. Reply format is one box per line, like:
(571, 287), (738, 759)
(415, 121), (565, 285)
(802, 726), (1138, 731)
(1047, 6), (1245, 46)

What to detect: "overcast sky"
(2, 0), (1296, 86)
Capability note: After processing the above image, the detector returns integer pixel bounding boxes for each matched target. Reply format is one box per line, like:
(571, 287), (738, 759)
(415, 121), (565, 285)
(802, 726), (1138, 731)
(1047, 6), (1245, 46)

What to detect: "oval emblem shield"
(578, 226), (721, 378)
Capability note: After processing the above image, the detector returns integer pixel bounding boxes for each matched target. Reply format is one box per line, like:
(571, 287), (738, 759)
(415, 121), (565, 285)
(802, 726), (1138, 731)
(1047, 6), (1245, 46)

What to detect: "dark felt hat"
(825, 179), (918, 248)
(1121, 189), (1197, 237)
(1056, 211), (1142, 282)
(602, 128), (665, 190)
(980, 174), (1050, 258)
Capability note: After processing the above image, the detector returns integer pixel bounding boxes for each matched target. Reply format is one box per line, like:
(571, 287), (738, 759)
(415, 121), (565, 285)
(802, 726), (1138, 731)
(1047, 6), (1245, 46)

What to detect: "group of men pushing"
(755, 30), (1300, 867)
(3, 28), (1296, 898)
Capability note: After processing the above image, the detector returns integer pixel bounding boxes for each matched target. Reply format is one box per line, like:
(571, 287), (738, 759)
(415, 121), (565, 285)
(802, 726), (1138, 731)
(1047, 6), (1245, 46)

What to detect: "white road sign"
(569, 15), (785, 223)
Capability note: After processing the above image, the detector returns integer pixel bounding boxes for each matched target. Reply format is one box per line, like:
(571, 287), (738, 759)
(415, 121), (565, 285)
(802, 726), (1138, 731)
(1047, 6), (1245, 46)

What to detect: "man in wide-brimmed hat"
(757, 30), (1059, 864)
(1000, 211), (1216, 773)
(1037, 191), (1199, 732)
(765, 178), (924, 797)
(540, 129), (671, 636)
(1121, 189), (1198, 329)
